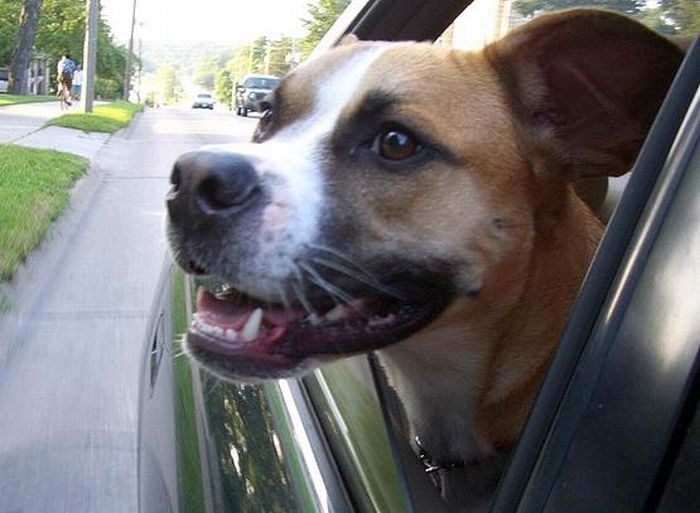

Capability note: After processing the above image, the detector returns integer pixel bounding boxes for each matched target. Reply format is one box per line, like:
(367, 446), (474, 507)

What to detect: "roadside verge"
(0, 145), (88, 288)
(0, 101), (144, 295)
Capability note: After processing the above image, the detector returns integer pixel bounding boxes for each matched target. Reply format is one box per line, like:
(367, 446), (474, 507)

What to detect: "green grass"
(0, 144), (88, 280)
(46, 101), (144, 133)
(0, 94), (56, 107)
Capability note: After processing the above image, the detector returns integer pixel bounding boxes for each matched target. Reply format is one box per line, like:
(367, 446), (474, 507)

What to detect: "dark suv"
(235, 74), (280, 117)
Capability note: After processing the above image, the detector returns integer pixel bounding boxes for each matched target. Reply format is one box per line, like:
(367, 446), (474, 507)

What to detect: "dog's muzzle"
(167, 150), (261, 230)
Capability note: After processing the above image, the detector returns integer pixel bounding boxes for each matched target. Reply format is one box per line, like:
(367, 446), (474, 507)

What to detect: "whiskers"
(298, 260), (357, 306)
(286, 244), (404, 317)
(169, 332), (191, 362)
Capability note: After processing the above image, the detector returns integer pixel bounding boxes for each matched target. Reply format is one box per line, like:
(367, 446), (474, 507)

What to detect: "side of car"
(138, 1), (700, 512)
(0, 68), (8, 93)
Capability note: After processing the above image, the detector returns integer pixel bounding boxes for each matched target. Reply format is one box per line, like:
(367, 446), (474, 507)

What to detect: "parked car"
(140, 1), (700, 512)
(192, 92), (214, 109)
(235, 74), (280, 117)
(0, 68), (9, 93)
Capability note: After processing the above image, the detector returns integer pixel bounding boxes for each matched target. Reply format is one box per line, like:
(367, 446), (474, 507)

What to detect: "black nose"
(167, 150), (261, 225)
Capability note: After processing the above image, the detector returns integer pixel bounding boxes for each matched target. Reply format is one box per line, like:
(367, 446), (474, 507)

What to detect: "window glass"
(244, 77), (280, 89)
(438, 0), (700, 50)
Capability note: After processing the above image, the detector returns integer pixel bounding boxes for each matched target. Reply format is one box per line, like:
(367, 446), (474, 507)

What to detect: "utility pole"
(80, 0), (98, 113)
(137, 23), (143, 103)
(123, 0), (137, 101)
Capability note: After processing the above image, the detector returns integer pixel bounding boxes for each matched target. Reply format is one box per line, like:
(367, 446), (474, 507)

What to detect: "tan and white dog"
(166, 9), (683, 511)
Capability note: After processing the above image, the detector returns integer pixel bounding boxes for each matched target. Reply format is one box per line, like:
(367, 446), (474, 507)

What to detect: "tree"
(8, 0), (42, 94)
(513, 0), (699, 35)
(4, 0), (129, 98)
(514, 0), (645, 17)
(250, 36), (270, 73)
(267, 36), (297, 77)
(299, 0), (351, 56)
(155, 65), (182, 104)
(0, 0), (23, 66)
(662, 0), (700, 36)
(214, 69), (233, 110)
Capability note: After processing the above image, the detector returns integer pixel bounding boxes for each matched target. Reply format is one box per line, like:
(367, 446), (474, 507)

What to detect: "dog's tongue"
(196, 288), (306, 329)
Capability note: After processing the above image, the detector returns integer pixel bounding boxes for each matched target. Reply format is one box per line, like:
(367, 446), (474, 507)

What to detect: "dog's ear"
(486, 9), (684, 181)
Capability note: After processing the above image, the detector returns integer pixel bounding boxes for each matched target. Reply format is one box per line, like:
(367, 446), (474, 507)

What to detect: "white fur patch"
(203, 44), (399, 283)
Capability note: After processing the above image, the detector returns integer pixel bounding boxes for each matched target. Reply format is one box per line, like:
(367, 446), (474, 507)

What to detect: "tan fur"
(169, 9), (685, 512)
(332, 9), (681, 509)
(242, 11), (682, 510)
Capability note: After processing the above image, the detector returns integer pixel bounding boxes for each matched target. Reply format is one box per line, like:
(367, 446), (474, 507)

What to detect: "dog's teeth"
(325, 304), (349, 322)
(223, 328), (238, 342)
(192, 315), (219, 337)
(200, 323), (223, 337)
(242, 308), (263, 341)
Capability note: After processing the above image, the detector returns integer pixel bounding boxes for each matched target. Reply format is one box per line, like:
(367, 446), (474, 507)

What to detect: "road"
(0, 106), (258, 513)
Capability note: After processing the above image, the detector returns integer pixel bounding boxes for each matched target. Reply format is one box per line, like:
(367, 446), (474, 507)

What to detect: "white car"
(192, 92), (214, 109)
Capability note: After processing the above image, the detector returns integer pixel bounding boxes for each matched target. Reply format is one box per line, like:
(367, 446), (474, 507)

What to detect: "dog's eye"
(373, 128), (421, 161)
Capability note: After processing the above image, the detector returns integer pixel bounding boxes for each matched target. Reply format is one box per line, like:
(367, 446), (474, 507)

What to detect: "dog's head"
(166, 9), (682, 381)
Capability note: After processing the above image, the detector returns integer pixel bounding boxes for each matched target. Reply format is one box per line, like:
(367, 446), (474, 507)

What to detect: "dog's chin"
(184, 279), (454, 381)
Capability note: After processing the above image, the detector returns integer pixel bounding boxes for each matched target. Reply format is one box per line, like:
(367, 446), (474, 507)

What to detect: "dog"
(166, 9), (684, 511)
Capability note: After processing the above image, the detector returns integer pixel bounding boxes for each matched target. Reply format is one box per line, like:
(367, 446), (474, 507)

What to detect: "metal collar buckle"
(414, 435), (465, 474)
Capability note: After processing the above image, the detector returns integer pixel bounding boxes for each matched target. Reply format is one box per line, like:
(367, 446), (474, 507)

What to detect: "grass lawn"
(46, 101), (144, 133)
(0, 144), (88, 280)
(0, 93), (56, 107)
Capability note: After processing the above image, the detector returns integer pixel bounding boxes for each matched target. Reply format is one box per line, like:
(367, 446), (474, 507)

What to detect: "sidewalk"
(1, 100), (109, 160)
(0, 101), (61, 142)
(0, 102), (121, 366)
(0, 105), (166, 513)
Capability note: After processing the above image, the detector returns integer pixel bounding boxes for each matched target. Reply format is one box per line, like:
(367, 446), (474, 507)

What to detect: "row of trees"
(1, 0), (128, 97)
(205, 0), (350, 109)
(514, 0), (700, 35)
(194, 0), (697, 109)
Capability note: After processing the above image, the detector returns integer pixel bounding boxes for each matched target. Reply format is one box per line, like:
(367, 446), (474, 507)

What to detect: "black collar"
(414, 435), (466, 474)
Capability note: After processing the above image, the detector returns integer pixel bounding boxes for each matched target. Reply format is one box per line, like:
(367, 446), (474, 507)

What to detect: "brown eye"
(373, 128), (420, 161)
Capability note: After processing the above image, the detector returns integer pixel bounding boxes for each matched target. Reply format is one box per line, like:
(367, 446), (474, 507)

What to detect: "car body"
(0, 68), (9, 93)
(140, 1), (700, 512)
(234, 74), (280, 117)
(192, 92), (214, 109)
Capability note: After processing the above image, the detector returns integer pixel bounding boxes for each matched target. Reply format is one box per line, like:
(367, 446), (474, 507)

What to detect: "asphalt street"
(0, 105), (258, 513)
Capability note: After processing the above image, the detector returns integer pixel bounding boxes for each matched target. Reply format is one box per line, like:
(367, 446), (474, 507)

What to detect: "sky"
(101, 0), (312, 45)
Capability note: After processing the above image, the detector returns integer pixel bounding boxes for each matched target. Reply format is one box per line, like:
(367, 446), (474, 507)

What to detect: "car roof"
(243, 74), (279, 80)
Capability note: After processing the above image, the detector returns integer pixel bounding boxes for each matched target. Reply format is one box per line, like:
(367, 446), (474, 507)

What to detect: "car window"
(304, 358), (415, 513)
(244, 77), (280, 89)
(438, 0), (698, 51)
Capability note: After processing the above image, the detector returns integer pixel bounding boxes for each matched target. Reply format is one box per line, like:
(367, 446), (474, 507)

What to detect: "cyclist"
(56, 54), (75, 109)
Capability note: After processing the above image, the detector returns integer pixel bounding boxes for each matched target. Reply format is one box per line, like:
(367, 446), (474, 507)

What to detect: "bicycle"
(57, 77), (72, 110)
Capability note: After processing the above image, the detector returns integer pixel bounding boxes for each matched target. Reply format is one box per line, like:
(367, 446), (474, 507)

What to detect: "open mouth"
(187, 279), (453, 377)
